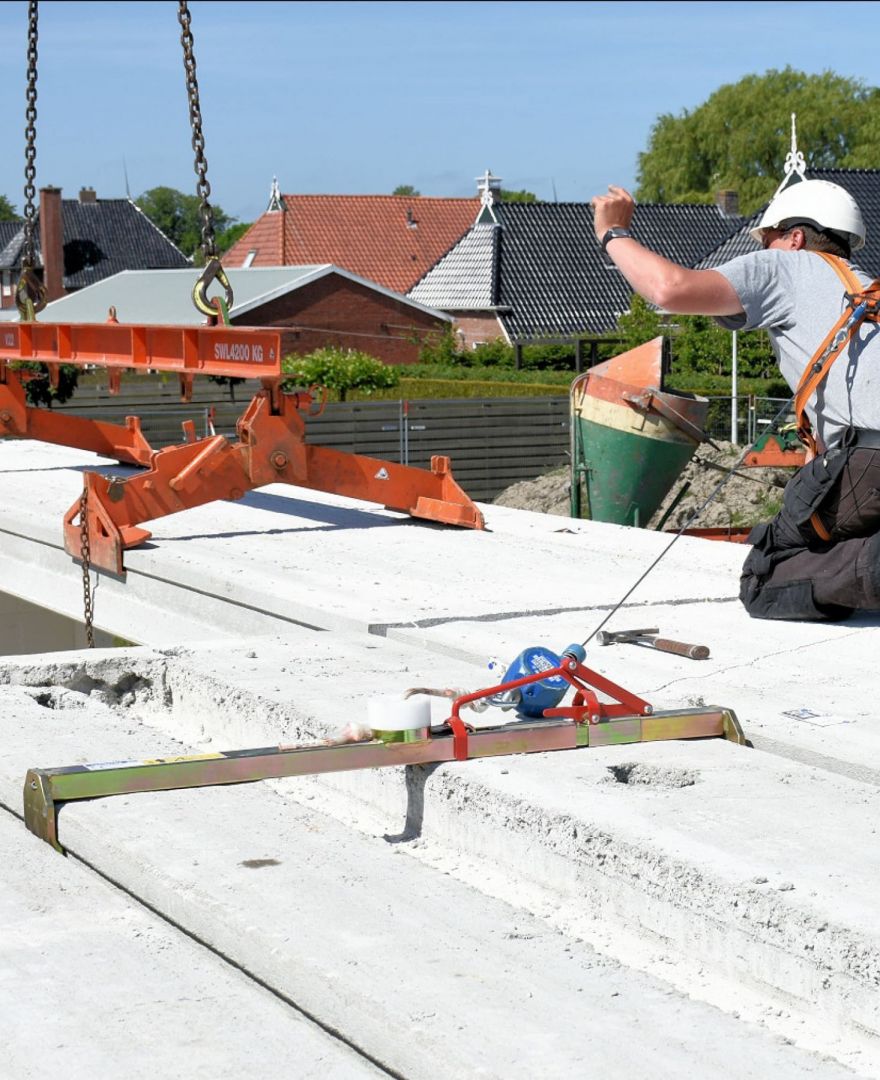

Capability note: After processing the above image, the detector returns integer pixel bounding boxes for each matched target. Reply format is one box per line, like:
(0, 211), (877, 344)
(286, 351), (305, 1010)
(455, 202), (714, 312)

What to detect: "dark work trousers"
(740, 442), (880, 621)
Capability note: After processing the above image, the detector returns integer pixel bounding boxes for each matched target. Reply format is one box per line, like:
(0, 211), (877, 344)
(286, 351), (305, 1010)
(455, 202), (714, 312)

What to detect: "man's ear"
(789, 227), (807, 251)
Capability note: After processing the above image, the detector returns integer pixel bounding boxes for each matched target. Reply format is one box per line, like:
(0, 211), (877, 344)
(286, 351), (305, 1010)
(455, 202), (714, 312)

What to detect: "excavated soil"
(494, 442), (793, 531)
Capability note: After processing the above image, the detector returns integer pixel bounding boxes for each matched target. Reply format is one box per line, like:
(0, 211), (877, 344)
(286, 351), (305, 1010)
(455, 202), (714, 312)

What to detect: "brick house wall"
(451, 312), (506, 350)
(233, 272), (449, 364)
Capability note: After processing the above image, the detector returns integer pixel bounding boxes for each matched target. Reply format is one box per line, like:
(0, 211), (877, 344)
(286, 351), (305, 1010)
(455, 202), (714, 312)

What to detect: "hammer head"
(596, 628), (659, 646)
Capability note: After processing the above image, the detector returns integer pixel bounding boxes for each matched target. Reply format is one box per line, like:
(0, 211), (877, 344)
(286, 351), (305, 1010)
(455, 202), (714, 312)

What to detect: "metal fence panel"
(49, 387), (792, 503)
(53, 391), (571, 502)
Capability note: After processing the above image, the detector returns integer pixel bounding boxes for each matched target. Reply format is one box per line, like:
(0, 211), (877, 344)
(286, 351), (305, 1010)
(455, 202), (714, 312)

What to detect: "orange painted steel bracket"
(743, 430), (805, 469)
(0, 321), (483, 569)
(62, 386), (484, 574)
(743, 444), (806, 468)
(447, 654), (657, 761)
(0, 366), (156, 466)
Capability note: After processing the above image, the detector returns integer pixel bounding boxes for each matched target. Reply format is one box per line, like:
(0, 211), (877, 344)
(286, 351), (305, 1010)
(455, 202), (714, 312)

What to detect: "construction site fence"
(50, 385), (570, 502)
(703, 396), (792, 445)
(48, 385), (792, 502)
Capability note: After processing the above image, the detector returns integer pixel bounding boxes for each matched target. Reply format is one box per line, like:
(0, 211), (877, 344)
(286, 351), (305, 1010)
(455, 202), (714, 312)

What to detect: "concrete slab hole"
(1, 655), (173, 716)
(24, 672), (156, 710)
(603, 762), (699, 788)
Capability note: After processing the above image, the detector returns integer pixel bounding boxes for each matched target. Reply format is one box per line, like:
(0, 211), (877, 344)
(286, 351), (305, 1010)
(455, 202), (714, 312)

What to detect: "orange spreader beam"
(0, 321), (282, 379)
(0, 323), (485, 573)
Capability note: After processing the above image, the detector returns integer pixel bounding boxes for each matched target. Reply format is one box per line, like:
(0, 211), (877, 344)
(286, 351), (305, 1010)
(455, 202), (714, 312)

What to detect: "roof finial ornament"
(266, 176), (283, 213)
(474, 168), (502, 224)
(476, 168), (502, 208)
(773, 113), (807, 197)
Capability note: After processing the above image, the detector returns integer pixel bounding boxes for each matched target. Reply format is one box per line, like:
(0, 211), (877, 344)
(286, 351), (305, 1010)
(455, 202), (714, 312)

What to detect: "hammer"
(595, 627), (710, 660)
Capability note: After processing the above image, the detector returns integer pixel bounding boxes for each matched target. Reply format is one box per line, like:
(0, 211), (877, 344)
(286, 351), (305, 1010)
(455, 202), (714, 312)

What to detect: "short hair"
(786, 222), (851, 260)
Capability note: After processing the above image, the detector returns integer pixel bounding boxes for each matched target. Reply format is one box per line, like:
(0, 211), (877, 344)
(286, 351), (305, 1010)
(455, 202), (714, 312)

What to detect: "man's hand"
(588, 184), (743, 316)
(591, 185), (635, 241)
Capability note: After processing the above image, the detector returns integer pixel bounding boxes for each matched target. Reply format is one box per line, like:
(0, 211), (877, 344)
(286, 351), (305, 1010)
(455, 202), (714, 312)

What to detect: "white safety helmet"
(749, 179), (866, 251)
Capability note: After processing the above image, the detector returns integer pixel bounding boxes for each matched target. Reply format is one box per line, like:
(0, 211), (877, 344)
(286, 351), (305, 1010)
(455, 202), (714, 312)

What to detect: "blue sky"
(0, 1), (875, 225)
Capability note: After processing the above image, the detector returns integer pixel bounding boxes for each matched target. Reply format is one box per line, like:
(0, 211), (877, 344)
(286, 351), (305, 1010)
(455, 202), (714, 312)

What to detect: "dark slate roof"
(410, 170), (880, 342)
(451, 201), (744, 340)
(697, 170), (880, 277)
(694, 211), (762, 267)
(0, 199), (189, 288)
(0, 221), (21, 257)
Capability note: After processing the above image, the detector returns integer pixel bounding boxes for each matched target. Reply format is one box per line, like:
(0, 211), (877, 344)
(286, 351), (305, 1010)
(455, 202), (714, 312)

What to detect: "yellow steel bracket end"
(23, 769), (63, 853)
(721, 708), (749, 746)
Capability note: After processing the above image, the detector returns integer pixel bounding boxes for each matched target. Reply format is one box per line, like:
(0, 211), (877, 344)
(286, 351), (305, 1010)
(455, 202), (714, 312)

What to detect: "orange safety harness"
(794, 252), (880, 540)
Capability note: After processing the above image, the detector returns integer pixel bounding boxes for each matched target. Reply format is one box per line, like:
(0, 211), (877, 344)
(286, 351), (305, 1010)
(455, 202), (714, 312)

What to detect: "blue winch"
(490, 643), (587, 718)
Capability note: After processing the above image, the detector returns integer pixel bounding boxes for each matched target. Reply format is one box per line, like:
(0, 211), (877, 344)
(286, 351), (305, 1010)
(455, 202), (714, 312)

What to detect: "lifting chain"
(17, 0), (46, 319)
(80, 487), (95, 648)
(178, 1), (234, 318)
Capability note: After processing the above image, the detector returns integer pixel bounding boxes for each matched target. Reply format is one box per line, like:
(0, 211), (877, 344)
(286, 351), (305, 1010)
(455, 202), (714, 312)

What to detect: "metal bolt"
(271, 452), (288, 469)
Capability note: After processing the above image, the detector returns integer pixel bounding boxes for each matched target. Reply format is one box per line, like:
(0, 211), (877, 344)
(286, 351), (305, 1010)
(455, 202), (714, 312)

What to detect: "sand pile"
(494, 442), (793, 531)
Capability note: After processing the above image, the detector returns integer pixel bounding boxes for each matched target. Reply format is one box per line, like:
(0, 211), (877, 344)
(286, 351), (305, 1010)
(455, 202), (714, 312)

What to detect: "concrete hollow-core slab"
(1, 438), (879, 1076)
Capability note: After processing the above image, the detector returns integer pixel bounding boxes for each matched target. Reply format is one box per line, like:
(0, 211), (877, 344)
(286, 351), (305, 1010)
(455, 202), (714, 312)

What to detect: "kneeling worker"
(592, 180), (880, 620)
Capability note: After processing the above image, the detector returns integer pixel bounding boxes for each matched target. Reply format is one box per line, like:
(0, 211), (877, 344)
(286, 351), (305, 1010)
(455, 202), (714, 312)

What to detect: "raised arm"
(592, 185), (744, 317)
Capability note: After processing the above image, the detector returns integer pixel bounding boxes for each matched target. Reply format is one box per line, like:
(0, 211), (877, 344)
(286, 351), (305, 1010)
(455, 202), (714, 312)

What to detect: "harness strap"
(793, 254), (880, 457)
(792, 253), (880, 541)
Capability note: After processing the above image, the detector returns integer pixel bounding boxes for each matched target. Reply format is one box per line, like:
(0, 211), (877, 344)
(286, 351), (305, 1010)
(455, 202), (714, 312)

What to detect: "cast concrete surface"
(0, 815), (383, 1080)
(1, 438), (878, 1077)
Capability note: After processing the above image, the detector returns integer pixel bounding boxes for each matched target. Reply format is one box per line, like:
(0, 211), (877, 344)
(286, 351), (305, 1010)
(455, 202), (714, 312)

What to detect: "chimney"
(79, 186), (97, 204)
(716, 189), (740, 218)
(39, 186), (65, 302)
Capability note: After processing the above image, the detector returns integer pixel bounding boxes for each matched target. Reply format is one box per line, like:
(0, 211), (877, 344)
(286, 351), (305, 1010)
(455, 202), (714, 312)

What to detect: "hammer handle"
(650, 637), (710, 660)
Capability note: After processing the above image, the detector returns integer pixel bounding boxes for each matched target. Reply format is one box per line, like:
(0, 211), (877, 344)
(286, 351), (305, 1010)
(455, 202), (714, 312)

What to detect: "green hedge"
(348, 376), (568, 401)
(339, 365), (788, 403)
(664, 371), (790, 398)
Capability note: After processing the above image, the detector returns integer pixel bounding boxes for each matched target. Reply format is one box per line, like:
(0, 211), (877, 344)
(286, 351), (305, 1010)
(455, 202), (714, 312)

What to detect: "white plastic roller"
(367, 694), (431, 732)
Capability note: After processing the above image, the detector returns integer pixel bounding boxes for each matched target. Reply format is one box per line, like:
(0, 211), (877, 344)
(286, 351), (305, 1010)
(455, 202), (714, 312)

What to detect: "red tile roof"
(223, 195), (478, 293)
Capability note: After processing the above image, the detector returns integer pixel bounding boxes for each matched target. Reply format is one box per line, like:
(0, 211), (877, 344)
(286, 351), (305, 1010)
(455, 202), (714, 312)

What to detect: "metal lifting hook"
(192, 257), (234, 318)
(14, 267), (47, 321)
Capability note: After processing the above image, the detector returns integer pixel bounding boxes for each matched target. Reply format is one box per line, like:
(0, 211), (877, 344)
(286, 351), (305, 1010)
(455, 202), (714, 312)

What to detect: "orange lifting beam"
(0, 323), (485, 573)
(0, 321), (283, 379)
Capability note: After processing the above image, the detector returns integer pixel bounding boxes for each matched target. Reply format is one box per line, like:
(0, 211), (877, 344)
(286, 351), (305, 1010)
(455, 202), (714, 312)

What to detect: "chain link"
(80, 487), (95, 649)
(22, 0), (38, 270)
(17, 0), (46, 319)
(178, 1), (216, 261)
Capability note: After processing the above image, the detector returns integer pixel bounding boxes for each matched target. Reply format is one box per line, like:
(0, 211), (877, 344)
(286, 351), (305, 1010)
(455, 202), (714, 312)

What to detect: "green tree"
(281, 347), (400, 402)
(615, 294), (663, 352)
(217, 221), (251, 253)
(499, 189), (537, 203)
(393, 184), (421, 196)
(13, 363), (79, 407)
(136, 186), (236, 257)
(614, 297), (776, 380)
(636, 68), (880, 213)
(0, 195), (20, 221)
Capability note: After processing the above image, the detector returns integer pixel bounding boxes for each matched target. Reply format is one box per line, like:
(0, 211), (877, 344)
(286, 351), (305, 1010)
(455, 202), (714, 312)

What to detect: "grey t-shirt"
(715, 249), (880, 449)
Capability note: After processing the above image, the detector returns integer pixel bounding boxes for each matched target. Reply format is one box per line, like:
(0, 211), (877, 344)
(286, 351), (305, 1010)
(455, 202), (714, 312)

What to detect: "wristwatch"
(601, 227), (633, 252)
